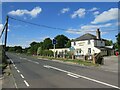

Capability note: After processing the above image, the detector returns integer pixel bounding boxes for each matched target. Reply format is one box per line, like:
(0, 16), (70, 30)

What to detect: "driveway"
(100, 55), (119, 73)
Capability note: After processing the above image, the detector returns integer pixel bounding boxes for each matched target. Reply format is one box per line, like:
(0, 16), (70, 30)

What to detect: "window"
(88, 40), (90, 44)
(74, 42), (76, 46)
(79, 49), (81, 53)
(88, 48), (91, 54)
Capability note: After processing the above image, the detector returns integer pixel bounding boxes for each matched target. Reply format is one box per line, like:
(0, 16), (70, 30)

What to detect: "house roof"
(72, 33), (107, 41)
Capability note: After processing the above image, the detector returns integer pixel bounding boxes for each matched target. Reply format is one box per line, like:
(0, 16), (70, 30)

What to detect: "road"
(3, 53), (119, 89)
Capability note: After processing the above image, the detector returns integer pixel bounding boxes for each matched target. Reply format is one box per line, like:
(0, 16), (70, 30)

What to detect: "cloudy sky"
(1, 2), (119, 48)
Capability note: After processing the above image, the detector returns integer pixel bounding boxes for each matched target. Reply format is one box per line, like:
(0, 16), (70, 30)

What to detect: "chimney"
(96, 28), (101, 39)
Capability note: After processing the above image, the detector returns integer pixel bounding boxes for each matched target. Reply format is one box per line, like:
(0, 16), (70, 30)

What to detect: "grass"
(14, 52), (99, 67)
(37, 56), (99, 67)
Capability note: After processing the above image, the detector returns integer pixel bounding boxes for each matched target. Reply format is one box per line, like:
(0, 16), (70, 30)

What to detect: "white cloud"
(91, 8), (118, 24)
(93, 11), (100, 16)
(66, 23), (112, 34)
(71, 8), (86, 18)
(61, 8), (70, 14)
(89, 7), (98, 12)
(8, 6), (42, 18)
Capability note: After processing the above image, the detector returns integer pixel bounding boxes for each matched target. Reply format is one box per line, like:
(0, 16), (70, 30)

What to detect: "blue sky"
(1, 2), (119, 48)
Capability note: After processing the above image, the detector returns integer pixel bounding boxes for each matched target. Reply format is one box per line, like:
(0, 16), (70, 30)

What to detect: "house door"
(88, 48), (91, 54)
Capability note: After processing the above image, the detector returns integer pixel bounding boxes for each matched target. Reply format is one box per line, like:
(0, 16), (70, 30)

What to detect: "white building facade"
(50, 29), (114, 56)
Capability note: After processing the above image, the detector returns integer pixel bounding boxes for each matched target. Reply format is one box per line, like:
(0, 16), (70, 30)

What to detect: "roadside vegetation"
(6, 33), (120, 66)
(0, 45), (8, 73)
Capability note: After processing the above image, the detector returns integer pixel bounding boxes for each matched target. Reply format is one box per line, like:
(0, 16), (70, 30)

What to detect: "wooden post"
(93, 54), (96, 64)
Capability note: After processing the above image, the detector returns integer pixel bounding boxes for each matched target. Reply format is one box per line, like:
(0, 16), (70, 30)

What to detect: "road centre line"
(43, 65), (120, 89)
(24, 80), (30, 87)
(20, 57), (39, 64)
(67, 73), (79, 78)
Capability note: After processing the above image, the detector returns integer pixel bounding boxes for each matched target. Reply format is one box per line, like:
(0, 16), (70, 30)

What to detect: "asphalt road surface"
(3, 53), (119, 89)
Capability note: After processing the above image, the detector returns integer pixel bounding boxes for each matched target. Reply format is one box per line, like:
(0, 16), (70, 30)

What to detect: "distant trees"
(6, 34), (71, 56)
(7, 46), (22, 53)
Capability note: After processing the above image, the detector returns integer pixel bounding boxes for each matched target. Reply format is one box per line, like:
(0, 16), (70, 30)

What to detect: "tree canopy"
(55, 35), (69, 48)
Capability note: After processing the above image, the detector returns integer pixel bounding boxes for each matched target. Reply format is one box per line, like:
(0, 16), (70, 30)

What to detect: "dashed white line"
(24, 80), (30, 87)
(20, 74), (24, 79)
(20, 57), (39, 64)
(44, 65), (120, 89)
(15, 67), (17, 69)
(13, 64), (15, 67)
(17, 70), (20, 73)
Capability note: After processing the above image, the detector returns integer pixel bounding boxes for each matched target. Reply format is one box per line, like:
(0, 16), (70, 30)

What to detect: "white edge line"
(44, 65), (120, 89)
(24, 80), (30, 87)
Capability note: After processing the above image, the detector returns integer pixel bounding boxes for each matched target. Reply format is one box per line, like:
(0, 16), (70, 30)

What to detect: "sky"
(0, 2), (119, 48)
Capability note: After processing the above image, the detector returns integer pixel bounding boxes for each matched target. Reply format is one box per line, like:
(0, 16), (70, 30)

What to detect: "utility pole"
(54, 44), (55, 58)
(53, 39), (56, 58)
(4, 16), (9, 51)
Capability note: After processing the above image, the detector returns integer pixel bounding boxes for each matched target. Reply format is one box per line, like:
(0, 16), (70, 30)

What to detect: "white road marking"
(67, 73), (79, 78)
(15, 67), (17, 69)
(20, 57), (39, 64)
(17, 70), (20, 73)
(43, 65), (120, 89)
(13, 64), (15, 67)
(24, 80), (30, 87)
(20, 74), (24, 79)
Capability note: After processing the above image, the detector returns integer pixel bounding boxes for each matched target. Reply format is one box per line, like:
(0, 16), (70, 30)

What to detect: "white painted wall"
(71, 40), (102, 55)
(50, 39), (105, 56)
(49, 48), (70, 55)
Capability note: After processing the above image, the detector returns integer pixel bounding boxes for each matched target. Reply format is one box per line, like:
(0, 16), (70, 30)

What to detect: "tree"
(14, 46), (22, 53)
(43, 38), (53, 50)
(66, 40), (71, 48)
(105, 40), (113, 46)
(29, 42), (42, 55)
(37, 47), (43, 56)
(55, 35), (69, 48)
(30, 42), (38, 47)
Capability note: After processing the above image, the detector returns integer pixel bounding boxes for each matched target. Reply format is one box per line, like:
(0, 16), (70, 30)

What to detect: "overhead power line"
(9, 16), (118, 32)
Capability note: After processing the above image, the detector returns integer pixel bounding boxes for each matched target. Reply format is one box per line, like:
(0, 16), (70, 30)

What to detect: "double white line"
(44, 65), (120, 89)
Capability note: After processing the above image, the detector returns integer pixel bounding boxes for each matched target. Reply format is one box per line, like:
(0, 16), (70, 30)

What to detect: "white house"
(50, 29), (114, 57)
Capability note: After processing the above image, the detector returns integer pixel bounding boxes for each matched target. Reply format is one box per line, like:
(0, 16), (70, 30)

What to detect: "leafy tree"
(30, 42), (38, 47)
(55, 35), (69, 48)
(105, 40), (113, 46)
(14, 46), (22, 53)
(43, 38), (53, 50)
(37, 47), (43, 56)
(30, 43), (41, 55)
(66, 40), (71, 48)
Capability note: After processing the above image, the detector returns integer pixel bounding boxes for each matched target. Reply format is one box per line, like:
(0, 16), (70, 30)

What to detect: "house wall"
(49, 48), (70, 55)
(71, 40), (101, 55)
(50, 39), (106, 56)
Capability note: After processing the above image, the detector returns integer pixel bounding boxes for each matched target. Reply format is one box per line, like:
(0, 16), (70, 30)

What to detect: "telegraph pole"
(4, 15), (9, 51)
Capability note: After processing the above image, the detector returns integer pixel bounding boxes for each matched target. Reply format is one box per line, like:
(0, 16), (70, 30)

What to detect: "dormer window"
(88, 40), (90, 44)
